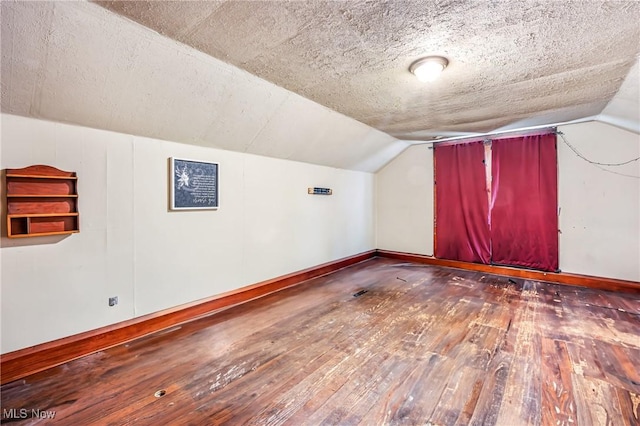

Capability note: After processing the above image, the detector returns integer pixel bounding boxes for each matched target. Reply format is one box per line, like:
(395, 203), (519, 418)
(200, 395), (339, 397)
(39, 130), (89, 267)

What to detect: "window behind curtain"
(434, 141), (491, 264)
(434, 133), (558, 272)
(490, 134), (558, 272)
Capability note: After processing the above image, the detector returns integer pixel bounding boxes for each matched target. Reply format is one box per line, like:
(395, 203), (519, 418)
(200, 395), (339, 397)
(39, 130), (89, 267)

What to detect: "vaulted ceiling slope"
(96, 0), (640, 139)
(1, 1), (405, 172)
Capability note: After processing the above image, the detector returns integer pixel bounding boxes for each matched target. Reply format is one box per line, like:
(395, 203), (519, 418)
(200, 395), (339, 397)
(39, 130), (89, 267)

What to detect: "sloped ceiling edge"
(0, 1), (402, 173)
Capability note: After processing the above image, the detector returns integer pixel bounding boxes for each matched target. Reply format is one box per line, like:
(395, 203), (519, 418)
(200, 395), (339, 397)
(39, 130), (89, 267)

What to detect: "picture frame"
(170, 157), (219, 210)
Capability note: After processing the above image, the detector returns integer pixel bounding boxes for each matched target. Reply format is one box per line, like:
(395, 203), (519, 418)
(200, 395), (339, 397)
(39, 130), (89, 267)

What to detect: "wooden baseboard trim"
(376, 250), (640, 293)
(4, 248), (636, 384)
(0, 250), (376, 385)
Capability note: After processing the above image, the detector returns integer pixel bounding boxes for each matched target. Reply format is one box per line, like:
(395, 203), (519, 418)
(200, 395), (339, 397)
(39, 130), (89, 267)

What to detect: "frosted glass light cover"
(410, 56), (449, 82)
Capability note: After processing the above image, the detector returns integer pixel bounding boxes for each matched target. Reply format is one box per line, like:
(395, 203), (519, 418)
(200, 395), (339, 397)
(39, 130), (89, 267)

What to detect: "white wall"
(557, 121), (639, 281)
(0, 114), (375, 353)
(376, 122), (640, 282)
(376, 145), (434, 256)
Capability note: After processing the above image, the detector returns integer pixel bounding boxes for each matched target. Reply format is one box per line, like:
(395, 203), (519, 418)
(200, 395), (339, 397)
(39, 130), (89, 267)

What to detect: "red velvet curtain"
(490, 133), (558, 271)
(435, 142), (491, 264)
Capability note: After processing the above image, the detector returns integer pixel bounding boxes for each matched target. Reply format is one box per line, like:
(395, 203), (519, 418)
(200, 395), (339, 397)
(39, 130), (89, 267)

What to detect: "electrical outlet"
(108, 296), (118, 307)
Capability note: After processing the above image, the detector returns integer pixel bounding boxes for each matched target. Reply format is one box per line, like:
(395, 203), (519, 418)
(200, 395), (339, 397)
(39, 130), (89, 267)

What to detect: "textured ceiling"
(1, 1), (406, 172)
(96, 0), (640, 139)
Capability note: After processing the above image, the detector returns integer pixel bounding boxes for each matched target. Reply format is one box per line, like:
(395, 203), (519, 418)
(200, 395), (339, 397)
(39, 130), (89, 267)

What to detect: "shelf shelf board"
(6, 194), (78, 198)
(6, 174), (77, 180)
(8, 213), (79, 218)
(8, 230), (79, 238)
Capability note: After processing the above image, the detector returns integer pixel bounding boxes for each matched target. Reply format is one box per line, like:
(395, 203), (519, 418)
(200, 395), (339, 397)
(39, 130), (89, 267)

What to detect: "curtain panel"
(490, 134), (559, 272)
(435, 142), (491, 264)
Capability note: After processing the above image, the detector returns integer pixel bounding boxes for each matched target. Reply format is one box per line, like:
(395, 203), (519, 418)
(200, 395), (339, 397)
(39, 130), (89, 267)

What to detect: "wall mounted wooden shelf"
(5, 165), (79, 238)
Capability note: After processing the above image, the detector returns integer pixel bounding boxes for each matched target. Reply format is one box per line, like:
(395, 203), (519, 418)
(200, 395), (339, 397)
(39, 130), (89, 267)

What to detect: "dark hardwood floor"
(2, 258), (639, 425)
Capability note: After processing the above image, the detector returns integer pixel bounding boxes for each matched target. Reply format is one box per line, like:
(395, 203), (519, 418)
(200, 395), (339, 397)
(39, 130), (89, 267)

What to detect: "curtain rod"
(403, 116), (599, 146)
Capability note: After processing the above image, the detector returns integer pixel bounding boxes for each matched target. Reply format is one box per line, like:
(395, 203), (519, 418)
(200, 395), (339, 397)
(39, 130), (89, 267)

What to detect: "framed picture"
(170, 158), (219, 210)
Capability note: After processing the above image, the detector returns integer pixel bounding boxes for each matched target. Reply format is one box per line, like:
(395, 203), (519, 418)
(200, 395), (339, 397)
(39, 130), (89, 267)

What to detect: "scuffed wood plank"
(445, 323), (503, 371)
(540, 338), (577, 425)
(427, 362), (485, 426)
(357, 352), (455, 425)
(605, 293), (640, 315)
(615, 387), (640, 426)
(496, 321), (542, 425)
(199, 348), (341, 424)
(594, 344), (640, 394)
(566, 338), (607, 382)
(467, 350), (513, 426)
(572, 374), (625, 425)
(469, 301), (514, 339)
(340, 356), (414, 425)
(302, 353), (410, 425)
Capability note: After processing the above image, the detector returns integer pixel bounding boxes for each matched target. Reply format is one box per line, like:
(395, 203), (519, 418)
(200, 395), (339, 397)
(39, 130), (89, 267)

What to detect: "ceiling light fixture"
(409, 56), (449, 82)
